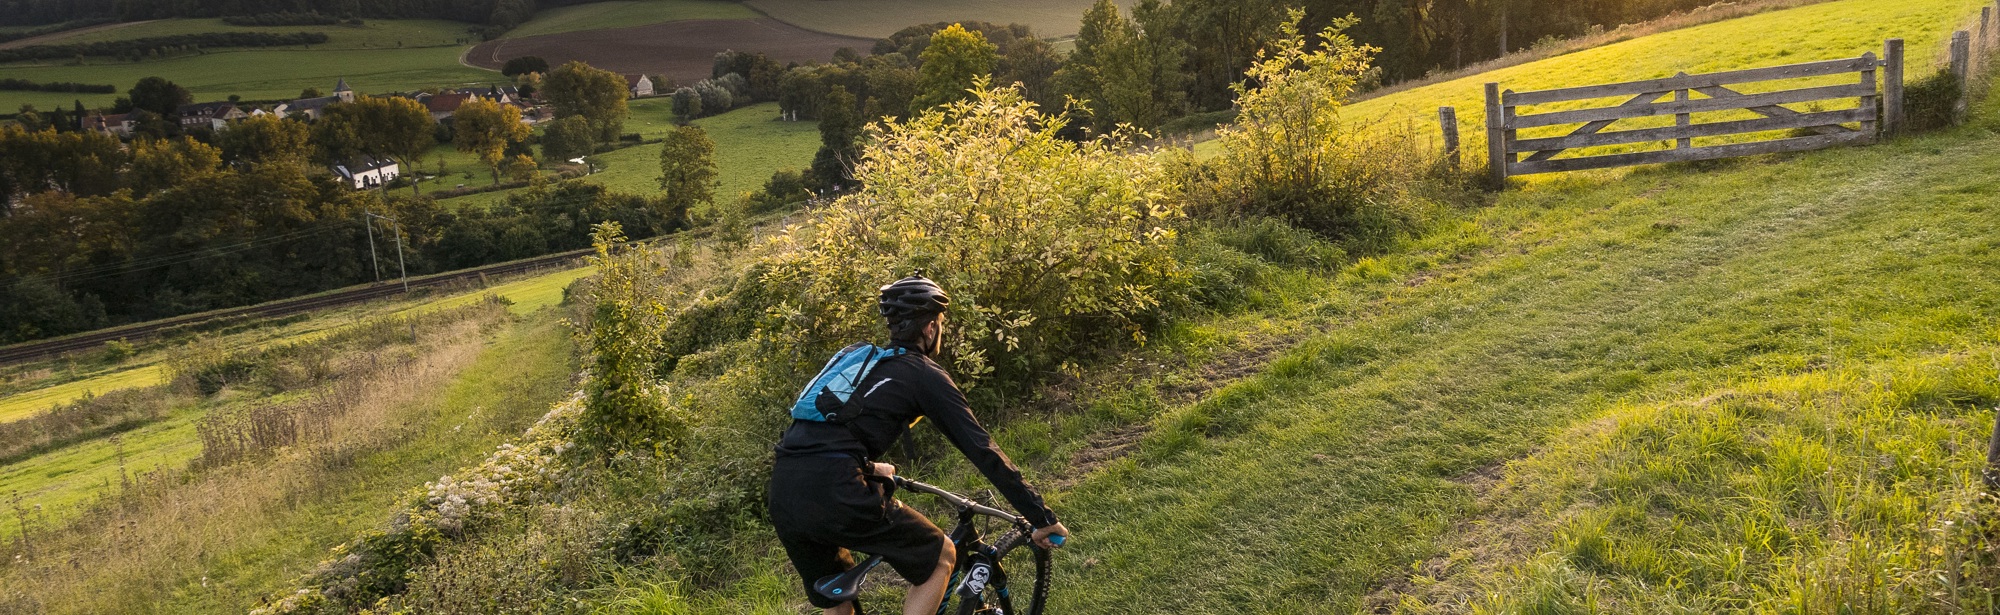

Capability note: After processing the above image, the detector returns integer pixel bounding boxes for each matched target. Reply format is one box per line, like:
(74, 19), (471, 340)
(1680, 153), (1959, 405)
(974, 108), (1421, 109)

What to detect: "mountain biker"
(768, 274), (1071, 615)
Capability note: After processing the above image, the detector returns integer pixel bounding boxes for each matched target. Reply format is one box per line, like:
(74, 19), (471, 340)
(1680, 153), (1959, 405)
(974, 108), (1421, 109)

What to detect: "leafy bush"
(1903, 68), (1963, 134)
(753, 83), (1186, 386)
(1191, 11), (1431, 243)
(576, 223), (685, 456)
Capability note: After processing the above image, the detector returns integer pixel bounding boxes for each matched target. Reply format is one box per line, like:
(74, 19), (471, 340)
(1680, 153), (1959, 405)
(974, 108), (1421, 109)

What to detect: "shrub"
(1903, 68), (1963, 134)
(1193, 11), (1430, 243)
(753, 83), (1186, 387)
(576, 223), (685, 455)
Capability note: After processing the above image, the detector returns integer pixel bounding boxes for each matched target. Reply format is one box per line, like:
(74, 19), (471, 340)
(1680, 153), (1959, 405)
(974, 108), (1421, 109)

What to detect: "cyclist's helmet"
(878, 272), (949, 322)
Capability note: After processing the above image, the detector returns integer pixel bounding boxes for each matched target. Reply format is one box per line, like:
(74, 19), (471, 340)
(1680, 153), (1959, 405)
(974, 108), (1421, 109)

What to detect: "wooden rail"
(1479, 43), (1901, 183)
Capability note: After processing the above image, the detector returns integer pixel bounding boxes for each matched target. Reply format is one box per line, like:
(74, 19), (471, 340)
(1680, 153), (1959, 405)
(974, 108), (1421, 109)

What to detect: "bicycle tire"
(952, 528), (1050, 615)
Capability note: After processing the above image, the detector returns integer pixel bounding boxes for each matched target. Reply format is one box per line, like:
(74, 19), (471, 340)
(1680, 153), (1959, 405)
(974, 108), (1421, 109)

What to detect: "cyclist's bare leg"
(902, 541), (956, 615)
(823, 603), (854, 615)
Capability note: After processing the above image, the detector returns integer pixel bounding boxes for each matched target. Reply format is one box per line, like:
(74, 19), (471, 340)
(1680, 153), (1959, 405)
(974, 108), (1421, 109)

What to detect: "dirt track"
(466, 18), (873, 86)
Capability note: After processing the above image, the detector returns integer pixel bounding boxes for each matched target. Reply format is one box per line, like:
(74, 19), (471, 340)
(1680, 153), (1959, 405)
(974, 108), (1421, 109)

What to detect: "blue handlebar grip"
(1049, 535), (1066, 547)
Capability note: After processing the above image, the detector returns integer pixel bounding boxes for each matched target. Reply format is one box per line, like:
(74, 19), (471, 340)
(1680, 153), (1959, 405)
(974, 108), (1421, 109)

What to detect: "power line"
(6, 219), (359, 289)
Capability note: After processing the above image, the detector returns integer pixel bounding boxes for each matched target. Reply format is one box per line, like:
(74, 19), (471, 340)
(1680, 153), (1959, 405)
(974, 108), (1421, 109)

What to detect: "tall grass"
(0, 298), (572, 614)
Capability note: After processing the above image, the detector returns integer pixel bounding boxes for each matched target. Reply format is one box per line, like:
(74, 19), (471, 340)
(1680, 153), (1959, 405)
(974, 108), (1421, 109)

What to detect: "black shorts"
(769, 455), (948, 609)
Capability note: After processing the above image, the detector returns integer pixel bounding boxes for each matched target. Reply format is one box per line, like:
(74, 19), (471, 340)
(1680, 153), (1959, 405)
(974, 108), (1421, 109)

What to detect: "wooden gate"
(1483, 40), (1906, 183)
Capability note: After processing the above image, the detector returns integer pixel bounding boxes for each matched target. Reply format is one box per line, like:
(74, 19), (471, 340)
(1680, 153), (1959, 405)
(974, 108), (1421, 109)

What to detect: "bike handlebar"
(890, 475), (1027, 526)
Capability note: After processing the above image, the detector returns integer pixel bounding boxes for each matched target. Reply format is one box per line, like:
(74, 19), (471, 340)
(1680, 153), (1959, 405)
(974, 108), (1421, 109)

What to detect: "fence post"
(1484, 83), (1506, 186)
(1438, 107), (1460, 170)
(1984, 7), (1992, 46)
(1674, 72), (1692, 150)
(1885, 39), (1905, 136)
(1860, 52), (1879, 140)
(1953, 30), (1972, 85)
(1987, 409), (2000, 489)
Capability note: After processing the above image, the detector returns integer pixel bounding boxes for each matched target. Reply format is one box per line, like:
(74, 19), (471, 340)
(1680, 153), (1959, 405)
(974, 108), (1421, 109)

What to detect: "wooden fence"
(1436, 3), (2000, 184)
(1478, 45), (1891, 183)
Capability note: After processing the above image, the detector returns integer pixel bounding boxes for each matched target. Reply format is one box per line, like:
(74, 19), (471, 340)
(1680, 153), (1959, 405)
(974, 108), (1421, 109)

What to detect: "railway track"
(0, 250), (591, 367)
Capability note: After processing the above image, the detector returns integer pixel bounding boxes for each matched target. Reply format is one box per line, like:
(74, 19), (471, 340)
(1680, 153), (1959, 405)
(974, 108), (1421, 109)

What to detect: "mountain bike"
(813, 475), (1063, 615)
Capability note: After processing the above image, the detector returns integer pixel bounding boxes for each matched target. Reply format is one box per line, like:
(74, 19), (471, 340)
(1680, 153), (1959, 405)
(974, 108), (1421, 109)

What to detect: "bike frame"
(890, 477), (1036, 615)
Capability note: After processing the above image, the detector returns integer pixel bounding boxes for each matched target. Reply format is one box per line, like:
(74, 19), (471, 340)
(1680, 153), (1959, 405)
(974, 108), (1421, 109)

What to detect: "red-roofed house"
(425, 92), (478, 122)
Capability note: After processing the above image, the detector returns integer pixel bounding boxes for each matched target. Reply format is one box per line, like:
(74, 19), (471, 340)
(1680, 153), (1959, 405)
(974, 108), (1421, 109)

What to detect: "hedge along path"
(1047, 90), (2000, 611)
(1194, 0), (1984, 165)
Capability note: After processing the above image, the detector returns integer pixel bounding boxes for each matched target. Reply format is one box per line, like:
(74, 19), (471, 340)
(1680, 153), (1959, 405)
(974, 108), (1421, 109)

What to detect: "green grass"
(743, 0), (1103, 38)
(1041, 84), (2000, 613)
(503, 0), (756, 39)
(0, 44), (497, 112)
(1, 310), (579, 613)
(0, 407), (202, 541)
(0, 365), (166, 424)
(440, 101), (820, 209)
(1192, 0), (1981, 161)
(0, 265), (587, 424)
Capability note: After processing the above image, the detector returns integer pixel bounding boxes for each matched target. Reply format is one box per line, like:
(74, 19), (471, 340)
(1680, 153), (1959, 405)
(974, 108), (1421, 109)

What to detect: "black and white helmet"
(878, 272), (949, 322)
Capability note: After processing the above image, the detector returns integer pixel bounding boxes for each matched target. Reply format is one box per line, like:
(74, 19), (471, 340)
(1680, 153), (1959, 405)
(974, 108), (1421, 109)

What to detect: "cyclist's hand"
(1032, 522), (1070, 549)
(870, 462), (896, 478)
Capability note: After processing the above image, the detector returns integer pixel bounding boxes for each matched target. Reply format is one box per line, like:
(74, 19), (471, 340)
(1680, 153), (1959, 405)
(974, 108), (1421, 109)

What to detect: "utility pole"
(364, 210), (380, 282)
(365, 212), (409, 292)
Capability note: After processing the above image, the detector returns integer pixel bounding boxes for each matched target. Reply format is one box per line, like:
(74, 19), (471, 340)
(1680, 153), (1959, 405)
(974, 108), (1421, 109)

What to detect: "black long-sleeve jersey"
(773, 344), (1058, 528)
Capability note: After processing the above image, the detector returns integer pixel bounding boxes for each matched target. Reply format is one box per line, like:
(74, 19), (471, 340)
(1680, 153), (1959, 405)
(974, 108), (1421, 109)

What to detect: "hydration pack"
(791, 342), (905, 423)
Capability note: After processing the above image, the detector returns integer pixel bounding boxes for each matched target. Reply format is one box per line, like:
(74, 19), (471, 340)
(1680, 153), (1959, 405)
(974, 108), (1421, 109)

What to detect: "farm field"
(0, 45), (496, 112)
(502, 0), (757, 39)
(439, 101), (820, 210)
(466, 18), (870, 86)
(744, 0), (1106, 38)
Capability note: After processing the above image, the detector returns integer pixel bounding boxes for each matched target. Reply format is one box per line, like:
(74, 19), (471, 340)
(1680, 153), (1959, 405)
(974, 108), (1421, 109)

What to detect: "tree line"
(1, 0), (606, 36)
(0, 79), (116, 94)
(0, 31), (331, 63)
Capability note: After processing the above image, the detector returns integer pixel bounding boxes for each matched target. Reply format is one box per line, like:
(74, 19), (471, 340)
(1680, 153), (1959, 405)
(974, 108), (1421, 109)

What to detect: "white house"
(333, 156), (400, 189)
(626, 74), (653, 98)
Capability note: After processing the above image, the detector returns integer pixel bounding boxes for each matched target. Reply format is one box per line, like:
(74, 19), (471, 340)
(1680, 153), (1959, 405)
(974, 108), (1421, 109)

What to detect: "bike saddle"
(813, 555), (886, 602)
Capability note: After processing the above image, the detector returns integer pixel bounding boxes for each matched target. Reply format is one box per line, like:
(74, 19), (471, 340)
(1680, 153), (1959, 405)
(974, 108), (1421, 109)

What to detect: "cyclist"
(768, 274), (1071, 615)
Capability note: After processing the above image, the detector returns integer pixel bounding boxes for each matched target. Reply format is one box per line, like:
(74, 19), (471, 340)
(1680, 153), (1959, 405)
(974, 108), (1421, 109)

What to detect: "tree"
(128, 76), (191, 116)
(217, 114), (312, 166)
(501, 55), (549, 77)
(349, 96), (434, 193)
(504, 154), (539, 183)
(809, 85), (861, 188)
(128, 136), (222, 194)
(542, 60), (630, 143)
(671, 87), (702, 121)
(1056, 0), (1188, 132)
(452, 98), (531, 184)
(541, 115), (596, 161)
(657, 125), (716, 221)
(911, 23), (997, 111)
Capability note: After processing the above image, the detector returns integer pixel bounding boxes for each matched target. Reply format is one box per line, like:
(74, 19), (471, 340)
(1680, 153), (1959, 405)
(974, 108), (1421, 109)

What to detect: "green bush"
(753, 83), (1188, 387)
(1903, 68), (1963, 134)
(1190, 12), (1432, 244)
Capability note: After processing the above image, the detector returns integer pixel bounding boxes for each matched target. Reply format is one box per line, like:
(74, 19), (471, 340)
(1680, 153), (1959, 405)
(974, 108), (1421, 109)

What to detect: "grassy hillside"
(503, 0), (756, 39)
(1369, 0), (1975, 158)
(0, 308), (581, 613)
(743, 0), (1104, 38)
(0, 265), (588, 422)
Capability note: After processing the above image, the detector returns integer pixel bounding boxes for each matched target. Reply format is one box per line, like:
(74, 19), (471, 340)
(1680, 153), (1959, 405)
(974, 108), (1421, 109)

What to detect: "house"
(332, 156), (400, 189)
(176, 101), (246, 131)
(83, 113), (135, 137)
(425, 92), (478, 122)
(280, 78), (358, 120)
(625, 74), (653, 98)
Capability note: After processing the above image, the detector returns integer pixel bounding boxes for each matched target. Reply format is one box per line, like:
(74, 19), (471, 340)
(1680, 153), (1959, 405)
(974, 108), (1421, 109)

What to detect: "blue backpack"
(791, 342), (906, 423)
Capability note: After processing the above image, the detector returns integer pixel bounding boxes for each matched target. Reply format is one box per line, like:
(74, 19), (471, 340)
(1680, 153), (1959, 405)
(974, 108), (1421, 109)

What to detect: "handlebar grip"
(1049, 535), (1066, 547)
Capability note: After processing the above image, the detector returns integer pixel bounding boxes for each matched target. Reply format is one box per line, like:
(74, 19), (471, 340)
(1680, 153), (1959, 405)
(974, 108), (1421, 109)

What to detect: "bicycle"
(812, 475), (1064, 615)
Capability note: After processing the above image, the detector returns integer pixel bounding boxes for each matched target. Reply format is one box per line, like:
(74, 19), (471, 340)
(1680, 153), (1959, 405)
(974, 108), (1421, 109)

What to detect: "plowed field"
(465, 18), (872, 85)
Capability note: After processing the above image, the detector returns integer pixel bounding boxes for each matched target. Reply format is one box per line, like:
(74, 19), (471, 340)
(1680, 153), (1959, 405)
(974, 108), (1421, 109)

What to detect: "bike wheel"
(952, 528), (1050, 615)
